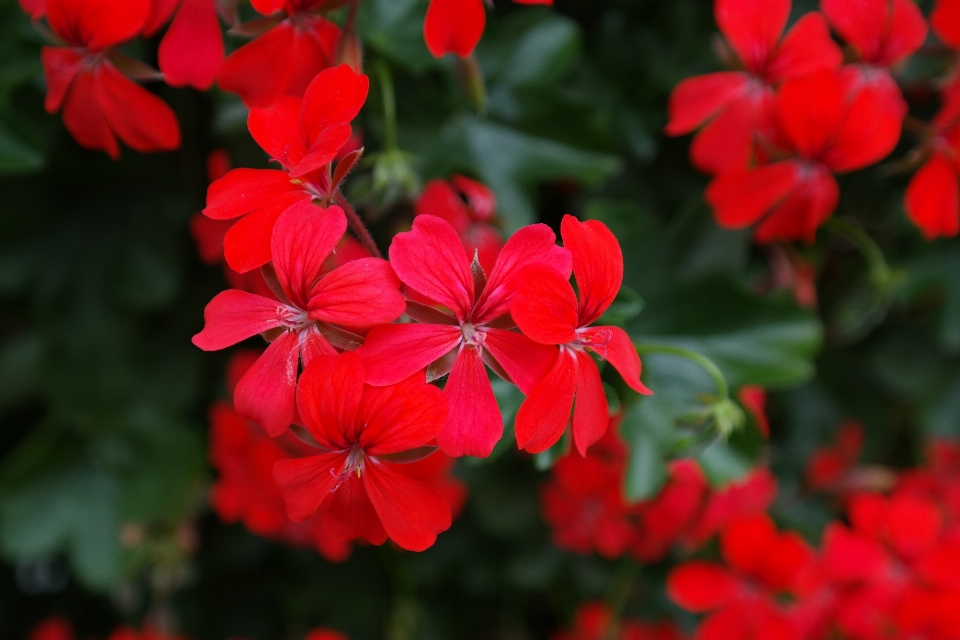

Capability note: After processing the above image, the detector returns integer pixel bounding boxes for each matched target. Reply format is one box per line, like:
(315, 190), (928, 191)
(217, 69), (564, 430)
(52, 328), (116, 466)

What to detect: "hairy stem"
(334, 191), (383, 259)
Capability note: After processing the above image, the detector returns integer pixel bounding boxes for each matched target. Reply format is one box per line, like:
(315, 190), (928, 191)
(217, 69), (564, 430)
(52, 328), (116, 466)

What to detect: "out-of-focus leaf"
(0, 331), (44, 409)
(0, 114), (42, 174)
(623, 429), (667, 501)
(356, 0), (437, 73)
(479, 10), (580, 88)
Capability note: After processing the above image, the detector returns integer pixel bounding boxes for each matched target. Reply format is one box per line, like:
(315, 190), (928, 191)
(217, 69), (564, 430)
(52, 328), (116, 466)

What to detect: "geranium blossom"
(192, 202), (404, 435)
(204, 63), (367, 273)
(511, 215), (651, 455)
(39, 0), (180, 158)
(358, 215), (570, 457)
(665, 0), (842, 174)
(143, 0), (224, 90)
(423, 0), (553, 58)
(932, 0), (960, 47)
(272, 352), (453, 551)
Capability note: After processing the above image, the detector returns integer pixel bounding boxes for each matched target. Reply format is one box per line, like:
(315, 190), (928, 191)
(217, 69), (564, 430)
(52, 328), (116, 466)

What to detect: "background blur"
(0, 0), (956, 638)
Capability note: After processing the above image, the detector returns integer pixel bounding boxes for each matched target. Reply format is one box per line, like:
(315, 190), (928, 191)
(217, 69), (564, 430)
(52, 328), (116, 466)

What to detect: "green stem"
(824, 217), (892, 288)
(604, 558), (639, 640)
(635, 343), (729, 400)
(376, 60), (398, 152)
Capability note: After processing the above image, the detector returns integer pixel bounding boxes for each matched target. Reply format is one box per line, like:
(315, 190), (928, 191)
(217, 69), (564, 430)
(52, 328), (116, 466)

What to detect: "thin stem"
(635, 343), (729, 400)
(376, 60), (398, 152)
(334, 191), (383, 259)
(824, 217), (891, 288)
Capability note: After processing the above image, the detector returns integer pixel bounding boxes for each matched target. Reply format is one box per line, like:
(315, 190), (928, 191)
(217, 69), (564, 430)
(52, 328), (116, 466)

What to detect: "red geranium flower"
(28, 617), (73, 640)
(18, 0), (45, 19)
(821, 0), (927, 118)
(192, 202), (405, 436)
(143, 0), (224, 90)
(668, 514), (814, 640)
(553, 602), (686, 640)
(932, 0), (960, 48)
(40, 0), (181, 158)
(905, 81), (960, 239)
(665, 0), (842, 174)
(415, 176), (504, 275)
(706, 70), (902, 242)
(737, 385), (770, 438)
(304, 631), (349, 640)
(204, 63), (367, 273)
(806, 419), (864, 493)
(423, 0), (553, 59)
(217, 0), (341, 107)
(357, 215), (570, 457)
(630, 460), (709, 561)
(681, 467), (778, 550)
(272, 351), (453, 552)
(511, 215), (651, 456)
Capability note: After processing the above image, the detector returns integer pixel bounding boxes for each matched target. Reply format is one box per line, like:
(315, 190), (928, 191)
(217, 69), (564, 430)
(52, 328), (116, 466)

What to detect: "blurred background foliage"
(0, 0), (955, 637)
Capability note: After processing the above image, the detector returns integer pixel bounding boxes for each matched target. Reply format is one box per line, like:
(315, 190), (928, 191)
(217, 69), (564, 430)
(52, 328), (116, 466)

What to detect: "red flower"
(40, 0), (180, 158)
(29, 617), (74, 640)
(668, 514), (813, 640)
(681, 467), (778, 549)
(357, 215), (570, 457)
(107, 627), (186, 640)
(821, 0), (927, 119)
(192, 202), (405, 436)
(511, 215), (651, 456)
(272, 352), (453, 552)
(415, 176), (504, 275)
(553, 602), (686, 640)
(217, 0), (341, 108)
(18, 0), (45, 19)
(204, 63), (368, 273)
(423, 0), (553, 59)
(706, 70), (902, 242)
(304, 631), (349, 640)
(143, 0), (224, 90)
(665, 0), (842, 174)
(806, 419), (864, 493)
(933, 0), (960, 48)
(905, 81), (960, 239)
(630, 460), (709, 561)
(737, 385), (769, 437)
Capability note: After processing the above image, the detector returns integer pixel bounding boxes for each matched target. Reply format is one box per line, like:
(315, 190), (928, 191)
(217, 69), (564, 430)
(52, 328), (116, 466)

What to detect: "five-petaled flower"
(510, 215), (651, 456)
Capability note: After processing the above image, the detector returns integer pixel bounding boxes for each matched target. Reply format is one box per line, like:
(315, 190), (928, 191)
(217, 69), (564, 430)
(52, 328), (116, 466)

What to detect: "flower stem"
(604, 558), (640, 640)
(634, 343), (729, 400)
(824, 217), (892, 290)
(376, 60), (398, 153)
(334, 191), (383, 259)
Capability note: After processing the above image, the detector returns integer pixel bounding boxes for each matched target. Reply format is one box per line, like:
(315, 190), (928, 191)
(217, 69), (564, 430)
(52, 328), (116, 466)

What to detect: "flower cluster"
(551, 602), (684, 640)
(668, 0), (960, 241)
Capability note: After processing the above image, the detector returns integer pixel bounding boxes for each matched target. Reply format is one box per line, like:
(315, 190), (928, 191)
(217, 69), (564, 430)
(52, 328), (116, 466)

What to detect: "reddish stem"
(334, 191), (383, 259)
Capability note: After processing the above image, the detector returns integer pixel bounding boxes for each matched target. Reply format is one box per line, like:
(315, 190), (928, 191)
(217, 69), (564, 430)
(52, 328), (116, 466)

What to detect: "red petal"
(41, 47), (83, 113)
(515, 350), (576, 453)
(234, 330), (300, 436)
(886, 0), (928, 65)
(222, 191), (313, 274)
(666, 561), (742, 612)
(18, 0), (45, 19)
(720, 513), (778, 577)
(309, 258), (405, 328)
(452, 174), (496, 220)
(690, 91), (771, 174)
(192, 289), (283, 350)
(823, 83), (902, 172)
(560, 215), (622, 326)
(511, 264), (579, 345)
(905, 153), (960, 239)
(46, 0), (149, 50)
(767, 12), (843, 82)
(359, 374), (448, 455)
(296, 352), (364, 450)
(158, 0), (223, 89)
(571, 351), (608, 456)
(299, 324), (337, 367)
(822, 0), (926, 66)
(823, 523), (891, 582)
(273, 450), (348, 521)
(738, 385), (769, 438)
(388, 214), (475, 321)
(482, 328), (557, 394)
(415, 179), (472, 233)
(250, 0), (283, 14)
(217, 22), (295, 108)
(437, 347), (501, 457)
(933, 0), (960, 48)
(281, 17), (340, 100)
(753, 167), (838, 243)
(473, 223), (572, 324)
(423, 0), (485, 58)
(888, 492), (943, 560)
(248, 96), (306, 168)
(204, 168), (299, 220)
(59, 68), (118, 158)
(705, 162), (798, 230)
(776, 71), (845, 159)
(664, 72), (749, 136)
(142, 0), (179, 36)
(715, 0), (789, 74)
(271, 201), (346, 308)
(363, 459), (452, 551)
(586, 325), (650, 394)
(95, 63), (181, 154)
(357, 323), (462, 386)
(288, 122), (353, 178)
(300, 63), (369, 144)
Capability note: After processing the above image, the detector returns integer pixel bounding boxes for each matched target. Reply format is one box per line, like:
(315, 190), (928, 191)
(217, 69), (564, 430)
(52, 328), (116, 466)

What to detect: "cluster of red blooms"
(667, 0), (960, 241)
(543, 414), (960, 640)
(27, 617), (348, 640)
(551, 602), (683, 640)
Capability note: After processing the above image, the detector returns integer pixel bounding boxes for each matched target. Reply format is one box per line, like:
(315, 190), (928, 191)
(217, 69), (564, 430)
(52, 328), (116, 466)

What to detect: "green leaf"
(0, 116), (43, 174)
(623, 430), (667, 501)
(356, 0), (438, 73)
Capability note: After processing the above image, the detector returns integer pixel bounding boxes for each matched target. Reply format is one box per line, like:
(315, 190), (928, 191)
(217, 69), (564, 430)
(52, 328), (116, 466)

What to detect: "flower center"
(574, 328), (613, 358)
(277, 305), (311, 331)
(461, 323), (486, 348)
(329, 444), (364, 492)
